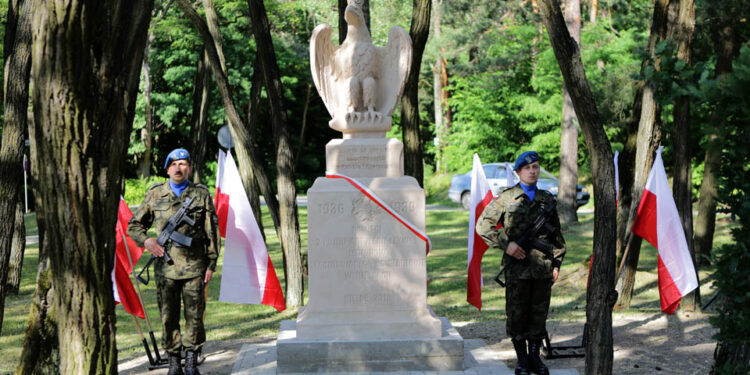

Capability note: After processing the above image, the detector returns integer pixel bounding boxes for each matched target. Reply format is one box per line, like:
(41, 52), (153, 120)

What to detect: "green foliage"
(710, 45), (750, 373)
(123, 176), (166, 205)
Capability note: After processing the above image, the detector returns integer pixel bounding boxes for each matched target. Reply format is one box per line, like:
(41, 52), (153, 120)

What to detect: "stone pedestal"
(276, 136), (464, 372)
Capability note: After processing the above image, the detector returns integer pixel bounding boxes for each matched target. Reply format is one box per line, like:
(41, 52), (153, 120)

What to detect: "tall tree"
(694, 1), (747, 267)
(175, 0), (282, 246)
(669, 0), (699, 311)
(338, 0), (370, 43)
(538, 0), (618, 373)
(189, 51), (211, 183)
(614, 0), (669, 309)
(432, 0), (451, 173)
(401, 0), (432, 187)
(25, 0), (153, 372)
(558, 0), (581, 224)
(0, 0), (32, 334)
(246, 0), (304, 307)
(6, 197), (26, 295)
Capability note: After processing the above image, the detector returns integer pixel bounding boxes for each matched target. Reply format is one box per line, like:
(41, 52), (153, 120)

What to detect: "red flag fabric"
(215, 150), (285, 311)
(631, 146), (698, 314)
(467, 154), (495, 310)
(113, 198), (146, 318)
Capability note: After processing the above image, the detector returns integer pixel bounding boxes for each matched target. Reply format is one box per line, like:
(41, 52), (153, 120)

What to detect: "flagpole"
(119, 216), (163, 364)
(132, 314), (156, 366)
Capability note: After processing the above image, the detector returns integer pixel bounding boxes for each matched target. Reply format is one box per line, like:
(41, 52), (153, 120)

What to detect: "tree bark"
(6, 197), (25, 295)
(139, 41), (154, 178)
(244, 60), (265, 239)
(246, 0), (304, 307)
(589, 0), (597, 24)
(401, 0), (432, 188)
(559, 0), (581, 224)
(537, 1), (617, 374)
(694, 19), (740, 267)
(176, 0), (282, 246)
(614, 0), (669, 309)
(26, 0), (153, 372)
(0, 0), (32, 334)
(615, 83), (643, 263)
(668, 0), (699, 311)
(189, 51), (211, 183)
(338, 0), (370, 44)
(17, 110), (59, 375)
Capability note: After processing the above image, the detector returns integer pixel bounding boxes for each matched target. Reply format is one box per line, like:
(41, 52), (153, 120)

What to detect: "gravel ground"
(455, 311), (718, 375)
(119, 312), (717, 374)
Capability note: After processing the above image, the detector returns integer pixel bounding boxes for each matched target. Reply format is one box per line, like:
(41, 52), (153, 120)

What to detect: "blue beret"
(514, 151), (539, 171)
(164, 148), (191, 170)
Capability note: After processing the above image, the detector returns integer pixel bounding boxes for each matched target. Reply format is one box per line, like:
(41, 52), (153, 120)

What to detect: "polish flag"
(631, 146), (698, 314)
(215, 150), (285, 311)
(112, 198), (146, 319)
(467, 154), (495, 310)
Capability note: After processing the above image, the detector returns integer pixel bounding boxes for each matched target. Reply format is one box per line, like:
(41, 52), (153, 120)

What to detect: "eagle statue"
(310, 0), (412, 136)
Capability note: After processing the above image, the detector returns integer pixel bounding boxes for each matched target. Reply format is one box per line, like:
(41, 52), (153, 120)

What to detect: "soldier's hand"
(204, 270), (213, 284)
(144, 238), (165, 257)
(553, 267), (559, 282)
(506, 241), (526, 260)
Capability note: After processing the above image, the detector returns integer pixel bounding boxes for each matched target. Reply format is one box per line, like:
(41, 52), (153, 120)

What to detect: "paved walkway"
(230, 339), (579, 375)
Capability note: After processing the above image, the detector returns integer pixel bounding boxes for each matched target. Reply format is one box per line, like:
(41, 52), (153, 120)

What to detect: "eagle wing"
(310, 24), (339, 118)
(375, 26), (412, 116)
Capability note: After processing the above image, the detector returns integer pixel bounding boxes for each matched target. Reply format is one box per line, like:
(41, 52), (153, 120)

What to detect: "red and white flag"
(215, 150), (286, 311)
(467, 154), (495, 310)
(631, 146), (698, 314)
(112, 197), (146, 319)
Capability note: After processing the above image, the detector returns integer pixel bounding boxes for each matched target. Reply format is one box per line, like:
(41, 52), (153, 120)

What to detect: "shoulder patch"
(148, 182), (164, 191)
(194, 183), (210, 191)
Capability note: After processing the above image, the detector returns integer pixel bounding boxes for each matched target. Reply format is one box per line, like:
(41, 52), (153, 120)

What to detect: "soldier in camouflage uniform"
(128, 148), (220, 375)
(476, 151), (565, 375)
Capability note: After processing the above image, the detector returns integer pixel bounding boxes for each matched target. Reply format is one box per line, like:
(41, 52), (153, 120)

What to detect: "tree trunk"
(615, 83), (643, 263)
(139, 42), (154, 178)
(189, 51), (211, 183)
(668, 0), (699, 311)
(537, 1), (617, 374)
(244, 61), (265, 239)
(559, 0), (581, 224)
(176, 0), (282, 247)
(614, 0), (669, 309)
(401, 0), (432, 188)
(246, 0), (303, 307)
(6, 197), (25, 295)
(432, 0), (450, 173)
(0, 0), (32, 334)
(26, 0), (153, 372)
(137, 2), (174, 179)
(589, 0), (597, 24)
(338, 0), (370, 44)
(203, 0), (227, 73)
(694, 21), (740, 266)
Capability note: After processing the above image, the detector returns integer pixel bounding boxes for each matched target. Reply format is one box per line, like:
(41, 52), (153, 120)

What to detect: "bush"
(123, 176), (166, 206)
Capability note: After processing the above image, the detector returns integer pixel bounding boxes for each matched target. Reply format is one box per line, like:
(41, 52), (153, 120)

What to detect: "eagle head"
(345, 0), (365, 26)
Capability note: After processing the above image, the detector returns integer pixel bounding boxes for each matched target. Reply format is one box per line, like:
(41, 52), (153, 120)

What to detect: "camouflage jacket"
(128, 182), (220, 280)
(475, 184), (566, 279)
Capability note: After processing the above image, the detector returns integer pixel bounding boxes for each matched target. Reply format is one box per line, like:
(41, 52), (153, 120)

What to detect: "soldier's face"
(167, 159), (192, 184)
(517, 161), (540, 185)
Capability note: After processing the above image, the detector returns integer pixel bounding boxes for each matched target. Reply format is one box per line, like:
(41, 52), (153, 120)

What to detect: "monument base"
(276, 317), (465, 373)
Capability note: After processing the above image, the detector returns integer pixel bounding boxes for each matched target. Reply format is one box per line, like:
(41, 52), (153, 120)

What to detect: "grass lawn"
(0, 207), (735, 372)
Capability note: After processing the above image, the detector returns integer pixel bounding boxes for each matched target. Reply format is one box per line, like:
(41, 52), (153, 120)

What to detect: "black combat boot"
(167, 352), (184, 375)
(511, 339), (531, 375)
(184, 350), (201, 375)
(528, 339), (550, 375)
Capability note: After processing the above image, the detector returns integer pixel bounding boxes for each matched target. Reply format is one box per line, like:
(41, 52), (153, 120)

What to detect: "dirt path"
(118, 312), (716, 374)
(456, 311), (717, 375)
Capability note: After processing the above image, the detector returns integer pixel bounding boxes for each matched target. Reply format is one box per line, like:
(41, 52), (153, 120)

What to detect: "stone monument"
(276, 0), (464, 372)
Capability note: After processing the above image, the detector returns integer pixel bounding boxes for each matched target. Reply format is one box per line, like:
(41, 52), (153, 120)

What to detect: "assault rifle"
(137, 197), (196, 285)
(493, 200), (558, 287)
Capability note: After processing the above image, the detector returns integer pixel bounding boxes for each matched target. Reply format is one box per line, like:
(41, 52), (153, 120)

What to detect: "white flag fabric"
(467, 154), (495, 310)
(614, 151), (620, 206)
(215, 150), (285, 311)
(631, 146), (698, 314)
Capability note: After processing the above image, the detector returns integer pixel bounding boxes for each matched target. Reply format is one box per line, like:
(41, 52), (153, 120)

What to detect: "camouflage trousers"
(156, 275), (206, 354)
(505, 277), (552, 341)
